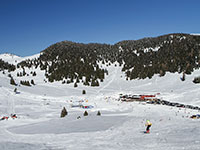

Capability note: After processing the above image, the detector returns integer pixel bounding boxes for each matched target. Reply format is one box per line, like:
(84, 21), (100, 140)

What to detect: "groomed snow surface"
(1, 54), (200, 150)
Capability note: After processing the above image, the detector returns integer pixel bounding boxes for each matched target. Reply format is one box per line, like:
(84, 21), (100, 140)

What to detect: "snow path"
(97, 65), (118, 94)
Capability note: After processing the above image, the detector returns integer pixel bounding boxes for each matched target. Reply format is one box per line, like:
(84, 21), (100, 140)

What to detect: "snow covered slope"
(0, 53), (200, 150)
(0, 53), (40, 65)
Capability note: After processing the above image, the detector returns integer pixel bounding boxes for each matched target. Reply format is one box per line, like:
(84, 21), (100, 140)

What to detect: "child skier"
(145, 120), (152, 133)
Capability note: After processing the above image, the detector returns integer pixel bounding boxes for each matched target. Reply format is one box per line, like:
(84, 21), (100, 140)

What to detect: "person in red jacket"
(145, 120), (152, 133)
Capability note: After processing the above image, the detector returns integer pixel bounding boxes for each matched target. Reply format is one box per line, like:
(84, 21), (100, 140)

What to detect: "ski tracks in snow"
(97, 65), (118, 94)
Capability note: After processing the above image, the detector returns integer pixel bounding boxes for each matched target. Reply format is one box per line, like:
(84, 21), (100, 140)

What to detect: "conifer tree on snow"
(83, 110), (88, 116)
(82, 90), (86, 94)
(60, 107), (68, 118)
(31, 79), (35, 85)
(74, 82), (78, 87)
(14, 88), (17, 93)
(181, 72), (186, 81)
(97, 110), (101, 116)
(10, 77), (17, 86)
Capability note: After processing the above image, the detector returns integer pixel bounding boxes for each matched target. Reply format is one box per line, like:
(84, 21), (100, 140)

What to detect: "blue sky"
(0, 0), (200, 56)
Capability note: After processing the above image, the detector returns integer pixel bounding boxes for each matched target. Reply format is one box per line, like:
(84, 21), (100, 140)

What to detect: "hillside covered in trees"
(16, 33), (200, 86)
(117, 33), (200, 79)
(0, 59), (15, 72)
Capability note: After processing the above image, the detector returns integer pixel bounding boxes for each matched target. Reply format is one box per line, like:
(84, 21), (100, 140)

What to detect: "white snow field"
(1, 54), (200, 150)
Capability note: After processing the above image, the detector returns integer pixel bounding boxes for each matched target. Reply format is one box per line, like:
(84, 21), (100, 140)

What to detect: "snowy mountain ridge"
(0, 53), (41, 65)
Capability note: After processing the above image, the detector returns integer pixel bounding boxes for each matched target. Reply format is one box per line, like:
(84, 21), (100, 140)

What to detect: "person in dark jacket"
(145, 120), (152, 133)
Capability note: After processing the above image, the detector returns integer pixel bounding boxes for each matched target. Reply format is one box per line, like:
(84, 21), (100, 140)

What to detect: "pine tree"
(83, 111), (88, 116)
(180, 72), (185, 81)
(193, 76), (200, 84)
(91, 79), (99, 86)
(74, 82), (78, 87)
(33, 71), (37, 76)
(82, 90), (86, 94)
(14, 88), (17, 93)
(26, 81), (31, 86)
(60, 107), (68, 118)
(97, 110), (101, 116)
(96, 80), (99, 86)
(23, 68), (26, 76)
(10, 77), (17, 86)
(8, 74), (12, 78)
(31, 79), (35, 85)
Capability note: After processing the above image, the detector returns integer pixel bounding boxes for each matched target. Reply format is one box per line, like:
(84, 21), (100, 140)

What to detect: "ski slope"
(0, 53), (200, 150)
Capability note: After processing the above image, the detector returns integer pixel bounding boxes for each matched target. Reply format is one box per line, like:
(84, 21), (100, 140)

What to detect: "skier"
(11, 114), (17, 119)
(145, 119), (152, 133)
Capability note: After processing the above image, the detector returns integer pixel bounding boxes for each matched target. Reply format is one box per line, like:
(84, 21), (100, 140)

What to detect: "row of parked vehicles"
(119, 94), (200, 111)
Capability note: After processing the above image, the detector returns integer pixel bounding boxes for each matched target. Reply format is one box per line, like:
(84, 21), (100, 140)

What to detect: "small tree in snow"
(180, 72), (185, 81)
(60, 107), (68, 118)
(97, 110), (101, 116)
(14, 88), (17, 93)
(74, 82), (78, 88)
(31, 79), (35, 85)
(32, 71), (36, 76)
(10, 77), (17, 86)
(83, 111), (88, 116)
(193, 76), (200, 84)
(82, 90), (86, 95)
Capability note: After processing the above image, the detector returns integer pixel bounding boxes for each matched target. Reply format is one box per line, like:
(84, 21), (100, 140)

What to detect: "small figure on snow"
(145, 119), (152, 133)
(11, 114), (17, 119)
(1, 116), (9, 121)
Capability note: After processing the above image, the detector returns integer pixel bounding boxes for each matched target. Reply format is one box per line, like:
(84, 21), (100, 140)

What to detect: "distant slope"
(0, 53), (22, 65)
(0, 53), (40, 65)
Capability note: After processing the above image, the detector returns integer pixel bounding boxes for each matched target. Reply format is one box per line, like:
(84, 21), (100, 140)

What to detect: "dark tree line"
(20, 80), (31, 86)
(0, 59), (16, 72)
(116, 33), (200, 80)
(16, 33), (200, 85)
